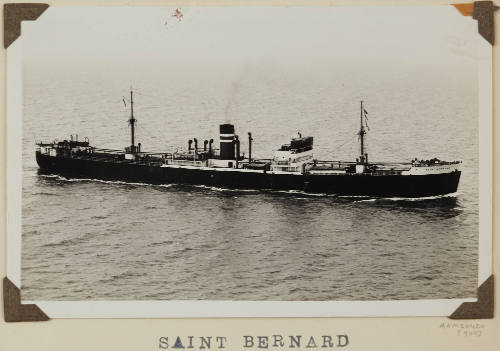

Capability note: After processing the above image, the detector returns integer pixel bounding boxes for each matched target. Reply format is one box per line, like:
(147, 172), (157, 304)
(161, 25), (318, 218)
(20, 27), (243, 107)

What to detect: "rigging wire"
(137, 123), (159, 141)
(334, 132), (358, 151)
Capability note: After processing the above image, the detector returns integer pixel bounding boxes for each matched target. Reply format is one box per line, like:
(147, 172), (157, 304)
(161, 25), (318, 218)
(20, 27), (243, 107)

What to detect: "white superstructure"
(271, 134), (314, 173)
(402, 160), (462, 175)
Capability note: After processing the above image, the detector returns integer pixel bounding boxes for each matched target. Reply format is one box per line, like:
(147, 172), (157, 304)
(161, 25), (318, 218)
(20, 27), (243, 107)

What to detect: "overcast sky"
(21, 6), (478, 70)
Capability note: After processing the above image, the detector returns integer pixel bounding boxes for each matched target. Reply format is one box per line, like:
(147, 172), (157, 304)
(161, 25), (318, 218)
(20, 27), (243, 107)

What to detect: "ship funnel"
(219, 124), (235, 160)
(193, 138), (198, 152)
(188, 139), (193, 153)
(209, 139), (214, 157)
(248, 132), (253, 163)
(203, 140), (208, 151)
(235, 135), (240, 167)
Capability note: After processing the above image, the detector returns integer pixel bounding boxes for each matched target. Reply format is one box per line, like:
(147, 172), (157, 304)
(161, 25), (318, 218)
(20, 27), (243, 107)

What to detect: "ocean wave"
(264, 189), (339, 197)
(31, 191), (60, 196)
(189, 184), (259, 193)
(39, 174), (174, 188)
(39, 174), (62, 179)
(411, 275), (435, 281)
(42, 237), (85, 248)
(354, 192), (459, 202)
(149, 240), (174, 247)
(99, 271), (143, 284)
(91, 215), (107, 220)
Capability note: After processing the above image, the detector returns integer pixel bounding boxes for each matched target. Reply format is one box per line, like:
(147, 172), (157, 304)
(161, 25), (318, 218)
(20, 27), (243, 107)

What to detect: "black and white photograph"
(6, 4), (492, 316)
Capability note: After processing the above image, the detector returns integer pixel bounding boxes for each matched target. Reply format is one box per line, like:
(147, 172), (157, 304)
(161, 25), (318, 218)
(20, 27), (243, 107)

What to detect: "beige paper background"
(0, 0), (498, 350)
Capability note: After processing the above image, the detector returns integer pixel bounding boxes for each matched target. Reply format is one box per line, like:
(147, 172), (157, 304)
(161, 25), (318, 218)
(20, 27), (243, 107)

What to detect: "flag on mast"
(364, 108), (369, 130)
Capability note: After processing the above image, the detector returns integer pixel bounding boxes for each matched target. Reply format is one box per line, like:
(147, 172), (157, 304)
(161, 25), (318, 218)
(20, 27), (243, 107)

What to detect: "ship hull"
(36, 153), (461, 198)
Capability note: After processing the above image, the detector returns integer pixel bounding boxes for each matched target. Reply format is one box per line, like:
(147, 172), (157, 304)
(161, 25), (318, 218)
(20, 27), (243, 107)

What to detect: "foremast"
(125, 88), (141, 159)
(358, 100), (369, 164)
(356, 100), (369, 173)
(129, 89), (136, 149)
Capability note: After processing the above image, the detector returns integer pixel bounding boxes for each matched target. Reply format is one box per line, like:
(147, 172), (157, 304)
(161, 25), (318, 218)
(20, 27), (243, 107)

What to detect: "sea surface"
(21, 61), (479, 300)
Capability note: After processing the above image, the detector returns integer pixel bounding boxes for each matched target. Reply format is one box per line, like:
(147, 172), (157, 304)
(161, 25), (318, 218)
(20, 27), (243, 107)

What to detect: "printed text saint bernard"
(159, 334), (349, 349)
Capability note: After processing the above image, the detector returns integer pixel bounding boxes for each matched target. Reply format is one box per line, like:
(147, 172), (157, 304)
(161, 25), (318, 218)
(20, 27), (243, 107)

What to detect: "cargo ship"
(36, 90), (461, 197)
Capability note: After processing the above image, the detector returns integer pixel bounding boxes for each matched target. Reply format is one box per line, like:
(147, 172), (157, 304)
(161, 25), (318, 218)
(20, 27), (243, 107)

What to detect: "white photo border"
(6, 5), (492, 318)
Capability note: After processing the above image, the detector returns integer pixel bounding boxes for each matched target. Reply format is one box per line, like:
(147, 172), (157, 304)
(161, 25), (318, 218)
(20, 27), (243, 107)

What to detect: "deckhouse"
(271, 134), (314, 173)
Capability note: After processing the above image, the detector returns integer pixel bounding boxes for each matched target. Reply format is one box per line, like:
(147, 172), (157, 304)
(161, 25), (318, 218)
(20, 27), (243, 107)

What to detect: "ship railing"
(245, 158), (273, 166)
(290, 145), (313, 154)
(92, 147), (176, 157)
(411, 160), (461, 167)
(167, 159), (206, 167)
(312, 160), (356, 169)
(312, 160), (413, 170)
(36, 141), (54, 146)
(144, 152), (172, 156)
(364, 161), (412, 169)
(92, 147), (125, 154)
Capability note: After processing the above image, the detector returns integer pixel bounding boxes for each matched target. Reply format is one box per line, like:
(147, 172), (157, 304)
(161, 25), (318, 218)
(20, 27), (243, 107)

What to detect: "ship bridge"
(271, 134), (314, 173)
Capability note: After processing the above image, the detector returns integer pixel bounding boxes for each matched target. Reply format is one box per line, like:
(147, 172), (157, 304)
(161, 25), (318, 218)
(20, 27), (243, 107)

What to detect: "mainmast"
(358, 100), (367, 165)
(129, 89), (136, 148)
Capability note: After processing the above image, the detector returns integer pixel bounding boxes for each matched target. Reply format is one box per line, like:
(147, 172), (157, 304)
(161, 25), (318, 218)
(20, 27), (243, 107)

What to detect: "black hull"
(36, 153), (461, 198)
